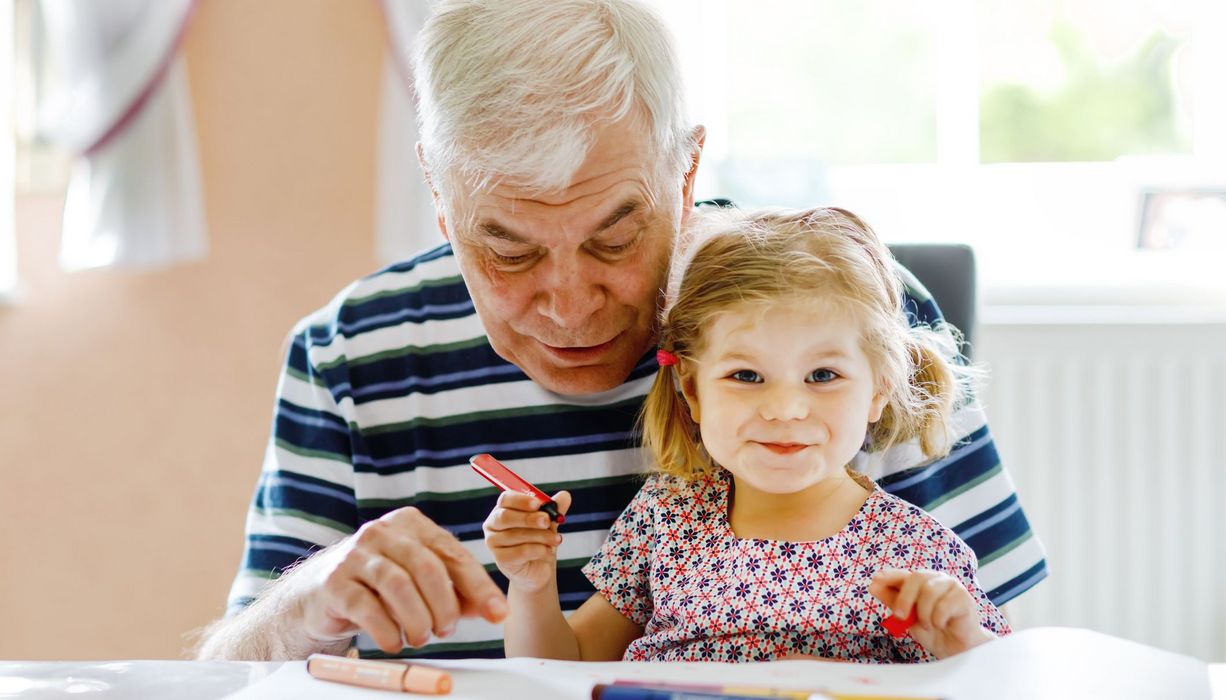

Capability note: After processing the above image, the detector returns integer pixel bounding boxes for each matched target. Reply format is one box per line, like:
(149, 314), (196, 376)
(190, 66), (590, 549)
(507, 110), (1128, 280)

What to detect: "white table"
(0, 660), (282, 699)
(0, 629), (1219, 699)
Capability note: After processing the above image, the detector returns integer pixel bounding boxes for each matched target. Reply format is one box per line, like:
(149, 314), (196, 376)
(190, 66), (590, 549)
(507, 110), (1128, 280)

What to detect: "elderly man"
(198, 0), (1046, 661)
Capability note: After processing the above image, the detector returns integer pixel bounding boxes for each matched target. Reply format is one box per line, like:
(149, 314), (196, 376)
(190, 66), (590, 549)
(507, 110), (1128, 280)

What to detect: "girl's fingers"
(914, 575), (955, 629)
(551, 490), (573, 517)
(490, 542), (555, 568)
(869, 568), (908, 608)
(485, 527), (563, 550)
(486, 506), (553, 532)
(890, 572), (929, 621)
(931, 586), (973, 631)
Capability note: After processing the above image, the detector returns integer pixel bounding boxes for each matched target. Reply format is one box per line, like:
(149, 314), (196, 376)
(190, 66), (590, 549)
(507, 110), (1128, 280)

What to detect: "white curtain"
(36, 0), (206, 271)
(376, 0), (440, 264)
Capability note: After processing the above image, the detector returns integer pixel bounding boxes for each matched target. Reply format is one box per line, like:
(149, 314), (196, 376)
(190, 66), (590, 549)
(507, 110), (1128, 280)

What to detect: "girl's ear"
(868, 387), (888, 423)
(678, 366), (701, 424)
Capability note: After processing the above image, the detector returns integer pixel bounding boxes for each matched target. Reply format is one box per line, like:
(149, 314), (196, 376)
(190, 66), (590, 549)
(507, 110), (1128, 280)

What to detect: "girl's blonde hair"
(642, 207), (977, 480)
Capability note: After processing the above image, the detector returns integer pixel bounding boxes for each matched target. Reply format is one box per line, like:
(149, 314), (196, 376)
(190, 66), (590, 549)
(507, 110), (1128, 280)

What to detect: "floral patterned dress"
(582, 471), (1011, 663)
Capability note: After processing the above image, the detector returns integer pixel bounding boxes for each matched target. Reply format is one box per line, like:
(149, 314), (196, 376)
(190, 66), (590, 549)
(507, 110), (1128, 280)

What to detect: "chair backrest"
(887, 243), (977, 357)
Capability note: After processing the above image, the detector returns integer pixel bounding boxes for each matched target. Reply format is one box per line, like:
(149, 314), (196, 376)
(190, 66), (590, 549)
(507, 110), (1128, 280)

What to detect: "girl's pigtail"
(869, 325), (964, 461)
(907, 335), (959, 459)
(640, 363), (708, 479)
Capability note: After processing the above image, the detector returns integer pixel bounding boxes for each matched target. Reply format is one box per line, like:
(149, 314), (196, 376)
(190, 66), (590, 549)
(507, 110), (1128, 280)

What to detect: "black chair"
(887, 244), (977, 357)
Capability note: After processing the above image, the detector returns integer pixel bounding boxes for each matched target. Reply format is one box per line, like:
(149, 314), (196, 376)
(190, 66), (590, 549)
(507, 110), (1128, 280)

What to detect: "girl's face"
(679, 300), (887, 495)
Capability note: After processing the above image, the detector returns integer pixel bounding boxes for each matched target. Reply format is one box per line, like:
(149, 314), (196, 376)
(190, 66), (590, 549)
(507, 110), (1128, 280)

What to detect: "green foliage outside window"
(979, 24), (1189, 163)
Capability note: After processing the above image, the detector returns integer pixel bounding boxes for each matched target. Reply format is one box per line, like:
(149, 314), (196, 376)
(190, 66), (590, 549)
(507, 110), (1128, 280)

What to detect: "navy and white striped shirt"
(226, 242), (1047, 659)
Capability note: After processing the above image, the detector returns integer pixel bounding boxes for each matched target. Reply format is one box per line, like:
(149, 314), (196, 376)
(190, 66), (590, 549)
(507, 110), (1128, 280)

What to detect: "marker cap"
(403, 664), (452, 694)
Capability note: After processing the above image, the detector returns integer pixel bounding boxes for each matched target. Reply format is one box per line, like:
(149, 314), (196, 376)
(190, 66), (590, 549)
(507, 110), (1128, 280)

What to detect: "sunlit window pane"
(978, 0), (1195, 163)
(723, 1), (937, 164)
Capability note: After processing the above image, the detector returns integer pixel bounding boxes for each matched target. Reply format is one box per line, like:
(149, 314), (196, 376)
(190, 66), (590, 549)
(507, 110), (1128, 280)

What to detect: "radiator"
(977, 317), (1226, 662)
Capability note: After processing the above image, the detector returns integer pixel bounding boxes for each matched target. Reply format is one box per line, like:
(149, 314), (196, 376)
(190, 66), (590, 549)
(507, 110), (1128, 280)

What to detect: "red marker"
(469, 453), (565, 524)
(881, 608), (918, 638)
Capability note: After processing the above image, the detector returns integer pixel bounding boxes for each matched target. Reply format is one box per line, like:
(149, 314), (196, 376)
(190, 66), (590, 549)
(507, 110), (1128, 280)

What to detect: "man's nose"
(536, 256), (606, 330)
(759, 384), (811, 422)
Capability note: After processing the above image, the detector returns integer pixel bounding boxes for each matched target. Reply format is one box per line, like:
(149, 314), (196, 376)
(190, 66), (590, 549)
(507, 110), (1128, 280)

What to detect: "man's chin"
(527, 361), (637, 396)
(488, 332), (651, 395)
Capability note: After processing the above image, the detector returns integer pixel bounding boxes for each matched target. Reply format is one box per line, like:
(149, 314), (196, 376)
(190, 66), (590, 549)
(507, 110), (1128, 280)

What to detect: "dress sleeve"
(224, 321), (359, 617)
(581, 475), (663, 627)
(943, 534), (1013, 637)
(912, 515), (1013, 637)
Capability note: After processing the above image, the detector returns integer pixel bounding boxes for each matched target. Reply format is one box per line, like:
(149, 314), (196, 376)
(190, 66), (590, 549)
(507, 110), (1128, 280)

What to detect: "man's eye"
(489, 249), (535, 266)
(807, 368), (839, 383)
(593, 232), (641, 257)
(602, 239), (636, 254)
(729, 370), (762, 383)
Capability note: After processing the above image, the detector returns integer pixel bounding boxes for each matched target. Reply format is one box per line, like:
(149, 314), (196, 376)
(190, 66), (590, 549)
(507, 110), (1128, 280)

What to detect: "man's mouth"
(539, 335), (622, 364)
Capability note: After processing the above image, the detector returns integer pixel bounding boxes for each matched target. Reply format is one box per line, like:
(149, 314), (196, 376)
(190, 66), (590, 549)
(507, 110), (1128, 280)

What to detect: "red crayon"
(469, 453), (565, 524)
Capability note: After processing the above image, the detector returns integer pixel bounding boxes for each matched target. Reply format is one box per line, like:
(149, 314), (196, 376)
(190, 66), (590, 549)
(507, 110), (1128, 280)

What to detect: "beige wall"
(0, 0), (390, 659)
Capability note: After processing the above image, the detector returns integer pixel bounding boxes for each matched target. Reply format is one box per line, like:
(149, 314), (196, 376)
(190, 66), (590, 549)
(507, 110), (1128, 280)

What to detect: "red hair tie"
(656, 349), (679, 367)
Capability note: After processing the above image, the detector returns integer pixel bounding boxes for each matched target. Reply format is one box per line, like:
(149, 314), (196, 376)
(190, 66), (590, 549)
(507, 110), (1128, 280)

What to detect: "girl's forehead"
(701, 300), (866, 352)
(709, 297), (857, 331)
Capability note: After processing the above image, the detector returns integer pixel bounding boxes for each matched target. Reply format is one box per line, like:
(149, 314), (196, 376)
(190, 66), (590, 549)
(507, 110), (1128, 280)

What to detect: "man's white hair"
(413, 0), (695, 205)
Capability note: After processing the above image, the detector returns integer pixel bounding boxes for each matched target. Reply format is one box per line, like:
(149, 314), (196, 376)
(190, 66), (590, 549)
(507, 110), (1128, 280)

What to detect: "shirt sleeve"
(862, 267), (1048, 607)
(581, 476), (662, 627)
(224, 320), (360, 617)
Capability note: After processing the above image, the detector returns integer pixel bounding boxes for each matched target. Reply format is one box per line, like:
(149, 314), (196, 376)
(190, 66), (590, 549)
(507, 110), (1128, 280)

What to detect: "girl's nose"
(759, 385), (810, 422)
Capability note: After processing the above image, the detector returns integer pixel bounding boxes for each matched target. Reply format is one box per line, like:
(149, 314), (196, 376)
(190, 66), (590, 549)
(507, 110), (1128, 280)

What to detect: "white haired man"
(198, 0), (1046, 661)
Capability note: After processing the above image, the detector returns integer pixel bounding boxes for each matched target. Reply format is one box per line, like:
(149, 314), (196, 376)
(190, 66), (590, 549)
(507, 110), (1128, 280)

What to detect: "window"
(650, 0), (1226, 306)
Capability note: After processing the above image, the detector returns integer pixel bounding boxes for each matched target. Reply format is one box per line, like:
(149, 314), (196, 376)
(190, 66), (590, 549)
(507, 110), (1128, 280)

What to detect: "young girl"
(483, 207), (1010, 663)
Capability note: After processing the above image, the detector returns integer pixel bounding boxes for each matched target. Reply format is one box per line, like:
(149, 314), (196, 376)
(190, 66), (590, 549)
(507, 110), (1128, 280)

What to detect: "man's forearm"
(196, 550), (351, 661)
(503, 581), (580, 660)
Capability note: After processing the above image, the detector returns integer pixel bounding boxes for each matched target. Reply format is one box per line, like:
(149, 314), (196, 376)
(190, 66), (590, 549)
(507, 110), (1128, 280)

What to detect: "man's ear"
(680, 125), (706, 221)
(417, 142), (450, 242)
(678, 366), (701, 424)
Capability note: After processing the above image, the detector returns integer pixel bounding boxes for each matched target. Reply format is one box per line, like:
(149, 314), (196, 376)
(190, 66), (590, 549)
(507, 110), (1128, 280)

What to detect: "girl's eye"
(730, 370), (762, 383)
(807, 368), (839, 383)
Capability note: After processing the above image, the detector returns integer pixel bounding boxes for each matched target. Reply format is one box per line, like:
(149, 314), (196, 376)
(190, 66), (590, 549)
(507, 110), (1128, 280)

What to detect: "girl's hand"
(869, 568), (996, 659)
(482, 490), (572, 593)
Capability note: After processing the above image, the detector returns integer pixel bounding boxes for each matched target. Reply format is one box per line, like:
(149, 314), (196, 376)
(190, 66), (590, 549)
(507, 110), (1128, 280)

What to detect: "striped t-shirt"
(226, 242), (1048, 659)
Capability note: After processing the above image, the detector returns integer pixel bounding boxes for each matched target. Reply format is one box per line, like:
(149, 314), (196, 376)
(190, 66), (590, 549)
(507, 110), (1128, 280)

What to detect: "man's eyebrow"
(595, 200), (641, 233)
(475, 221), (530, 244)
(474, 199), (643, 243)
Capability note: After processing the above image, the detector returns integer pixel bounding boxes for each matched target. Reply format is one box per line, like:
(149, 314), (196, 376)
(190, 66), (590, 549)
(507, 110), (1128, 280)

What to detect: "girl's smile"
(756, 442), (809, 455)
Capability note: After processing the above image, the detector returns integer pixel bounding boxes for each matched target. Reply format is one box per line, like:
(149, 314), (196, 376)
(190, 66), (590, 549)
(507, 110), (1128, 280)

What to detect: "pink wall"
(0, 0), (389, 659)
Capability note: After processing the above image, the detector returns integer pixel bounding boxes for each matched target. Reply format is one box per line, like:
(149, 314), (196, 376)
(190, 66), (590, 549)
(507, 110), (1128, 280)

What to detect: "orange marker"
(306, 654), (451, 695)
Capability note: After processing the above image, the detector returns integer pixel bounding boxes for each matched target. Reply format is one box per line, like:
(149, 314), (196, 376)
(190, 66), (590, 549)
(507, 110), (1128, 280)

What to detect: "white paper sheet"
(224, 627), (1210, 699)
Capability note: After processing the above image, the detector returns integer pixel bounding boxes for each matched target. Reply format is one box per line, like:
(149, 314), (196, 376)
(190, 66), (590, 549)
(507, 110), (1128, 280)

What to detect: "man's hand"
(869, 568), (996, 659)
(483, 491), (572, 593)
(299, 506), (509, 655)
